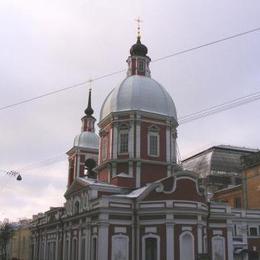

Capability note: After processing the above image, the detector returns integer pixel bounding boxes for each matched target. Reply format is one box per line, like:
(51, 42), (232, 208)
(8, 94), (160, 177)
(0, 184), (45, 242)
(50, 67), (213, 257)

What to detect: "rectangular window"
(119, 130), (128, 154)
(149, 133), (159, 157)
(250, 227), (258, 236)
(234, 197), (241, 208)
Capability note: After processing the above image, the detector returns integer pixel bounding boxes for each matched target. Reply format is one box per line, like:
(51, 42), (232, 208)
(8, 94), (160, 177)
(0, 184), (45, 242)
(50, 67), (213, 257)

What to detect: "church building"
(31, 33), (260, 260)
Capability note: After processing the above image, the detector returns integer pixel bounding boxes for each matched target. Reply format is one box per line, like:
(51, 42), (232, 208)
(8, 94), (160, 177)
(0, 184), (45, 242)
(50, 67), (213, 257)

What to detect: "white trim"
(179, 231), (195, 260)
(197, 224), (203, 254)
(109, 128), (113, 159)
(166, 127), (171, 162)
(142, 234), (160, 260)
(166, 222), (174, 260)
(136, 119), (141, 158)
(136, 162), (141, 188)
(111, 234), (129, 260)
(112, 127), (118, 159)
(129, 118), (134, 158)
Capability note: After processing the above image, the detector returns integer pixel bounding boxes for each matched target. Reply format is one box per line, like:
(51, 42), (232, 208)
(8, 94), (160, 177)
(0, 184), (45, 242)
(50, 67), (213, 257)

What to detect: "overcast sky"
(0, 0), (259, 221)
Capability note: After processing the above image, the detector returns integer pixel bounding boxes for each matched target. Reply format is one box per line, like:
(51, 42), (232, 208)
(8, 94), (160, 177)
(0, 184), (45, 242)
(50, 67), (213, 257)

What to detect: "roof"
(73, 131), (99, 150)
(182, 145), (259, 177)
(99, 75), (177, 121)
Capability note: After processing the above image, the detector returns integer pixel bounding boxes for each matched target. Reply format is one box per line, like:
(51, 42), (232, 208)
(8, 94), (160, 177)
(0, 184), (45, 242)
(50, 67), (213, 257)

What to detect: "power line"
(179, 90), (260, 124)
(11, 88), (260, 176)
(1, 26), (260, 112)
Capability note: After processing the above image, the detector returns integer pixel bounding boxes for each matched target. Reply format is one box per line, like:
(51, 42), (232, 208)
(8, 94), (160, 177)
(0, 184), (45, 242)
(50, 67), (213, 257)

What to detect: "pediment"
(64, 178), (88, 198)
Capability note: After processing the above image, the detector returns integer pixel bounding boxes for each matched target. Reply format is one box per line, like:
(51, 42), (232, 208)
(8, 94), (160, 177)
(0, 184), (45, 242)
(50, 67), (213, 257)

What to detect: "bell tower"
(67, 88), (99, 187)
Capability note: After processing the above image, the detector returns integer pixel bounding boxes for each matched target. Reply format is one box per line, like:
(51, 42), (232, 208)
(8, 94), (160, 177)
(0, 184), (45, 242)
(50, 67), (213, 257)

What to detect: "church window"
(148, 126), (160, 157)
(119, 129), (129, 154)
(142, 235), (159, 260)
(250, 227), (258, 236)
(179, 232), (194, 260)
(74, 201), (80, 215)
(138, 59), (145, 72)
(64, 240), (69, 260)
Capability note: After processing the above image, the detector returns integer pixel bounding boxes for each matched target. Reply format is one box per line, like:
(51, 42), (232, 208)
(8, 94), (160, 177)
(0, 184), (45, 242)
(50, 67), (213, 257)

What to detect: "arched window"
(179, 232), (194, 260)
(142, 235), (160, 260)
(148, 126), (160, 157)
(118, 125), (129, 154)
(64, 240), (69, 260)
(74, 201), (80, 215)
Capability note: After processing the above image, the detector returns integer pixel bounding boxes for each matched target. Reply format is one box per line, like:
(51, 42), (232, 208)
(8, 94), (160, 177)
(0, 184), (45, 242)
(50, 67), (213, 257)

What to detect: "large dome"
(73, 132), (99, 150)
(100, 75), (177, 121)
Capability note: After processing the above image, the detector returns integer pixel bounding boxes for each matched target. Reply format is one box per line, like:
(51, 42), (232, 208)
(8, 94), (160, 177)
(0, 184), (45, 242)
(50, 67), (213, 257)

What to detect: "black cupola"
(130, 36), (148, 57)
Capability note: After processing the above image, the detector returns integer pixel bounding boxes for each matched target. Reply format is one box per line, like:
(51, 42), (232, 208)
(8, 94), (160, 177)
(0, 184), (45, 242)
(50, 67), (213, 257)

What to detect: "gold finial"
(135, 17), (143, 39)
(88, 78), (93, 91)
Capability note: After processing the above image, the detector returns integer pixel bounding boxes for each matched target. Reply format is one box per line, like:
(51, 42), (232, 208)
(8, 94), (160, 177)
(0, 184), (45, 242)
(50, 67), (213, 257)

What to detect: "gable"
(141, 174), (206, 203)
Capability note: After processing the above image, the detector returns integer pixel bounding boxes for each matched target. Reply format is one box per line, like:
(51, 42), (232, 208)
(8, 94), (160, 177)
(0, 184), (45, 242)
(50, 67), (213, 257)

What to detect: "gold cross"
(135, 17), (143, 38)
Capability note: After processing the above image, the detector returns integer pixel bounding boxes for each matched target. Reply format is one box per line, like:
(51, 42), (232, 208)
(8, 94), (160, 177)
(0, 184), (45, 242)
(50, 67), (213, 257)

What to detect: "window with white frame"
(119, 129), (129, 154)
(148, 126), (160, 157)
(179, 232), (195, 260)
(142, 235), (159, 260)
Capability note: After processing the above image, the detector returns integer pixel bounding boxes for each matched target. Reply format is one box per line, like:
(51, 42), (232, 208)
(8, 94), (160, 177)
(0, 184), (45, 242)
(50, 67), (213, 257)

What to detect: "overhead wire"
(0, 26), (260, 112)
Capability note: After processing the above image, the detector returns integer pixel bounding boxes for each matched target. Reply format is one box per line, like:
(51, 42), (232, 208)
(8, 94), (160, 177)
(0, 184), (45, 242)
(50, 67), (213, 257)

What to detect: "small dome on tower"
(73, 132), (99, 150)
(100, 75), (177, 121)
(130, 37), (148, 57)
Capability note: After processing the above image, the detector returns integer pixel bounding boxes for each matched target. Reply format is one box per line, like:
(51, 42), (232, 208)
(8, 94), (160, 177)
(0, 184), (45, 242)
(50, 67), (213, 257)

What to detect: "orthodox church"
(31, 34), (260, 260)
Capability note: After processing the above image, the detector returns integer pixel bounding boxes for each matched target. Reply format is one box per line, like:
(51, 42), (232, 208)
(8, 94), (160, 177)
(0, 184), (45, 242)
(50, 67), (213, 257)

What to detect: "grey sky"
(0, 0), (259, 220)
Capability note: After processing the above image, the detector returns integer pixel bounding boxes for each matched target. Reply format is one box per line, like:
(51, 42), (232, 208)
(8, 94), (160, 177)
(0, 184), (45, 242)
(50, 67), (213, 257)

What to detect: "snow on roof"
(114, 185), (150, 198)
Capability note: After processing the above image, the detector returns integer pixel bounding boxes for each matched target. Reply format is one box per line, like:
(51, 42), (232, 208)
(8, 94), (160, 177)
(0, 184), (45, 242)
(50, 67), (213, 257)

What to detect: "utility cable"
(0, 27), (260, 112)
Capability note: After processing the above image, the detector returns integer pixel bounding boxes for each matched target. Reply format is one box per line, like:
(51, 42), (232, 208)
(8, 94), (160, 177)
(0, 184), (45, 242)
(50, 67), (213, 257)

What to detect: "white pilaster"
(227, 223), (234, 260)
(136, 162), (141, 188)
(197, 223), (203, 255)
(98, 214), (109, 260)
(112, 122), (118, 159)
(129, 115), (135, 158)
(78, 229), (82, 260)
(166, 214), (174, 260)
(166, 126), (171, 162)
(136, 116), (141, 159)
(129, 161), (133, 177)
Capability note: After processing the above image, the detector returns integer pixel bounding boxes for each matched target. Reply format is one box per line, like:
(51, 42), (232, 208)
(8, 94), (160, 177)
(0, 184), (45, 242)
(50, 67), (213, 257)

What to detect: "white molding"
(142, 234), (160, 260)
(179, 231), (195, 260)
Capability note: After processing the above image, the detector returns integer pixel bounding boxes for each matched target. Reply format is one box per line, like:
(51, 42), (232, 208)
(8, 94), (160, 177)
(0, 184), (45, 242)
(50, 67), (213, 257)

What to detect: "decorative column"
(197, 221), (203, 255)
(97, 214), (109, 260)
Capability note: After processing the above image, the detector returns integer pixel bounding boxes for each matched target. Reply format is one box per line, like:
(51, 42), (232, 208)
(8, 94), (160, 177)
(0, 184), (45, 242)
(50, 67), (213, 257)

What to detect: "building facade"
(31, 36), (260, 260)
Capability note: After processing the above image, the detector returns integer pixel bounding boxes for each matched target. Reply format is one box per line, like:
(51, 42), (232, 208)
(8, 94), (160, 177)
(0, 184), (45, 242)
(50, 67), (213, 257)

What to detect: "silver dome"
(73, 132), (99, 150)
(100, 75), (177, 121)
